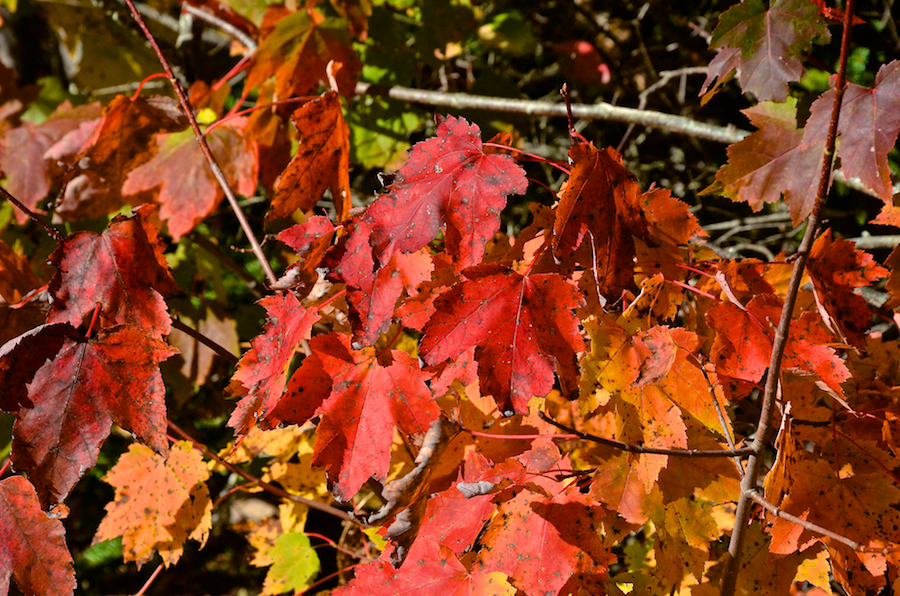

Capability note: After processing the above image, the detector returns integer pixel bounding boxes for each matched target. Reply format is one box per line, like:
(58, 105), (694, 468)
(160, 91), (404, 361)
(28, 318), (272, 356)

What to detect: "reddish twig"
(306, 532), (374, 562)
(204, 96), (318, 136)
(539, 412), (753, 457)
(0, 459), (10, 477)
(0, 185), (62, 241)
(468, 429), (580, 441)
(122, 0), (278, 286)
(719, 3), (857, 594)
(300, 563), (362, 595)
(171, 316), (240, 365)
(166, 420), (360, 525)
(482, 142), (571, 175)
(85, 302), (102, 338)
(132, 563), (163, 596)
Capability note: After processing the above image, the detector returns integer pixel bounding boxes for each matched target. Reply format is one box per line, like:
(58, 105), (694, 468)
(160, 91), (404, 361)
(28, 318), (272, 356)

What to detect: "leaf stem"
(539, 412), (753, 457)
(166, 420), (361, 525)
(122, 0), (278, 286)
(0, 185), (62, 241)
(718, 3), (857, 594)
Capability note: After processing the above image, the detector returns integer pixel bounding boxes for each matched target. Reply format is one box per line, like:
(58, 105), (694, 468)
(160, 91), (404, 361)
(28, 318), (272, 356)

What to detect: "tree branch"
(719, 4), (857, 594)
(539, 412), (753, 458)
(123, 0), (278, 286)
(356, 83), (896, 199)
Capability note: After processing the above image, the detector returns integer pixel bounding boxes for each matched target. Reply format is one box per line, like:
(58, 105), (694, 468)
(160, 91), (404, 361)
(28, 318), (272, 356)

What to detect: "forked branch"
(718, 3), (857, 594)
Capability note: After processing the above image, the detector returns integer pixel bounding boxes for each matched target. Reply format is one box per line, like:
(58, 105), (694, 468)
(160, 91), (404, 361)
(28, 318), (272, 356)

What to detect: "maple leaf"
(362, 115), (527, 270)
(9, 326), (176, 506)
(273, 332), (439, 500)
(270, 91), (351, 221)
(327, 220), (433, 346)
(702, 98), (827, 224)
(822, 60), (900, 201)
(0, 239), (42, 305)
(707, 294), (851, 397)
(335, 539), (516, 596)
(261, 532), (321, 595)
(807, 228), (887, 345)
(420, 264), (585, 414)
(47, 204), (179, 338)
(94, 441), (212, 568)
(471, 480), (611, 595)
(122, 118), (258, 240)
(0, 476), (75, 596)
(701, 0), (830, 102)
(54, 95), (187, 221)
(245, 7), (361, 99)
(227, 292), (320, 439)
(0, 100), (101, 224)
(554, 142), (655, 301)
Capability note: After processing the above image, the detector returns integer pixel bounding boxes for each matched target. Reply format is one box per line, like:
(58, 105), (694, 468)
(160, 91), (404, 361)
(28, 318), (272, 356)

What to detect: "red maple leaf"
(554, 142), (654, 301)
(272, 332), (439, 500)
(227, 292), (320, 439)
(707, 294), (851, 398)
(470, 463), (612, 595)
(420, 264), (585, 414)
(10, 326), (176, 506)
(122, 118), (258, 240)
(326, 221), (433, 346)
(46, 205), (179, 338)
(0, 323), (78, 412)
(245, 7), (360, 99)
(270, 91), (351, 221)
(701, 0), (830, 102)
(362, 115), (527, 270)
(0, 476), (75, 596)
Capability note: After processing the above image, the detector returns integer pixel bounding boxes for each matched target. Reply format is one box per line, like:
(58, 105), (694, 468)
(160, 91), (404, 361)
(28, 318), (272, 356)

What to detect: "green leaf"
(263, 532), (320, 595)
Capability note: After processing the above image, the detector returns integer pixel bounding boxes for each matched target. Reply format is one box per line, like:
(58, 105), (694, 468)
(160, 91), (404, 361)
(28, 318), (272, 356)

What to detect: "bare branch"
(539, 412), (753, 458)
(182, 4), (258, 53)
(0, 185), (62, 241)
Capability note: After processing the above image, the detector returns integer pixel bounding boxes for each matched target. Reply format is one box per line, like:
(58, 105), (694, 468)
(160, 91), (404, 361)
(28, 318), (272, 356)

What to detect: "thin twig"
(747, 491), (900, 554)
(166, 420), (360, 525)
(719, 4), (856, 595)
(123, 0), (278, 286)
(187, 232), (263, 299)
(171, 316), (240, 365)
(539, 412), (754, 458)
(0, 186), (62, 241)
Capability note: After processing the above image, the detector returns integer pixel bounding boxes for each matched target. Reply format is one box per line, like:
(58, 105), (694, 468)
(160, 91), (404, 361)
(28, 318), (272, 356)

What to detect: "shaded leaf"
(702, 0), (829, 101)
(245, 7), (360, 99)
(46, 204), (179, 338)
(122, 118), (258, 240)
(12, 326), (177, 507)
